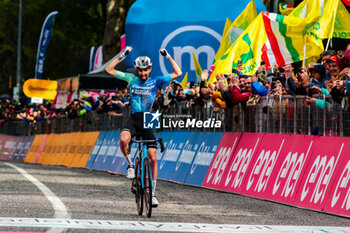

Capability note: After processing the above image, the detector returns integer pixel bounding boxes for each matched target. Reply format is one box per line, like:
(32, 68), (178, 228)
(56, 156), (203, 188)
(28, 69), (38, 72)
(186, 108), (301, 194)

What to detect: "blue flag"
(35, 11), (58, 79)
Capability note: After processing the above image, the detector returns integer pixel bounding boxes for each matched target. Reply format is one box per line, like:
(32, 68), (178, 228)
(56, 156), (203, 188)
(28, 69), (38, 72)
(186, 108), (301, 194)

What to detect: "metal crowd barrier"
(1, 95), (348, 137)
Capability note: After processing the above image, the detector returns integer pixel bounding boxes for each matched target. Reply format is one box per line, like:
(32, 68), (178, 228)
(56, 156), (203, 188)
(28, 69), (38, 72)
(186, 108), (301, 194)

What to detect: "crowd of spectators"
(0, 88), (130, 132)
(1, 43), (350, 135)
(191, 43), (350, 117)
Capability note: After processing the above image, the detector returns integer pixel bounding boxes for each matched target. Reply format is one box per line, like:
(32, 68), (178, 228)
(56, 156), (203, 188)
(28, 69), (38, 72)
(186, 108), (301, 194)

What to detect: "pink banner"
(322, 137), (350, 217)
(202, 132), (242, 189)
(294, 136), (344, 212)
(216, 133), (265, 193)
(239, 134), (315, 205)
(202, 133), (266, 193)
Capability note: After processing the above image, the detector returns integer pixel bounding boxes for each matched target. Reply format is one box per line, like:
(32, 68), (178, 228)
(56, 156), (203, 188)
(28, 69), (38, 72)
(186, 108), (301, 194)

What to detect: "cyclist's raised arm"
(105, 46), (133, 77)
(159, 49), (182, 80)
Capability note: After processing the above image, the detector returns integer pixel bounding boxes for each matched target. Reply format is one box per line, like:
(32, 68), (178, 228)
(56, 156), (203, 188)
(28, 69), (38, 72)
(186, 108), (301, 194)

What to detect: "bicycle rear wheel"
(135, 157), (143, 215)
(143, 157), (153, 218)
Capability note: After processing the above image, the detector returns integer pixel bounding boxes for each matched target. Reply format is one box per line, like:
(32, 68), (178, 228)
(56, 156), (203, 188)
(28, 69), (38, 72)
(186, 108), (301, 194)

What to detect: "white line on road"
(0, 218), (349, 232)
(5, 163), (71, 233)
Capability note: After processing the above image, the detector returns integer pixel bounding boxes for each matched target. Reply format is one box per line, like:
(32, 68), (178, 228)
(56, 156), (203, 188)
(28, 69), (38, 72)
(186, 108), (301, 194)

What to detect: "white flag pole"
(325, 38), (331, 51)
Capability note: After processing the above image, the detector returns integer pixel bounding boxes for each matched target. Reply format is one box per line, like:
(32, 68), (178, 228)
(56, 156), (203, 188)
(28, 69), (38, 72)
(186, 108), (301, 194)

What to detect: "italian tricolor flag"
(261, 11), (324, 68)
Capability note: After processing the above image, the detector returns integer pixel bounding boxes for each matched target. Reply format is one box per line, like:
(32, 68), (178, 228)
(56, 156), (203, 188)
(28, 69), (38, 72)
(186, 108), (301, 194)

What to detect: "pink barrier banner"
(294, 136), (344, 212)
(202, 133), (265, 192)
(214, 133), (265, 193)
(239, 134), (315, 205)
(202, 132), (242, 189)
(320, 137), (350, 217)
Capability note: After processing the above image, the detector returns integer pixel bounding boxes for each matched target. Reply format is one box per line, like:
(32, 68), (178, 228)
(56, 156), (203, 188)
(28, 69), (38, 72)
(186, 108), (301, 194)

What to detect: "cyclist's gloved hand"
(160, 49), (170, 59)
(119, 46), (132, 59)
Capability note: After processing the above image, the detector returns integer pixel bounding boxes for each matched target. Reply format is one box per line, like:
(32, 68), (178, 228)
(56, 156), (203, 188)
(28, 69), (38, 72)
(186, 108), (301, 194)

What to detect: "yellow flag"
(333, 1), (350, 39)
(192, 51), (202, 85)
(213, 18), (232, 63)
(312, 0), (339, 39)
(229, 0), (257, 41)
(209, 13), (267, 82)
(289, 0), (338, 39)
(181, 72), (188, 88)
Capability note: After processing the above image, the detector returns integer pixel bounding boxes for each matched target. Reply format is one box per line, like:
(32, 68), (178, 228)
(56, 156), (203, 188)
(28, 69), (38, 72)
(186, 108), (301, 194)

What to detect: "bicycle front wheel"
(135, 157), (143, 215)
(143, 158), (153, 218)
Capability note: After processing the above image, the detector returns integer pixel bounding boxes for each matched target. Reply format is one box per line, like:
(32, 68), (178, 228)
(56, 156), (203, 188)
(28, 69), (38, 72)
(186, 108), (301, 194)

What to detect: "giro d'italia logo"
(143, 110), (161, 129)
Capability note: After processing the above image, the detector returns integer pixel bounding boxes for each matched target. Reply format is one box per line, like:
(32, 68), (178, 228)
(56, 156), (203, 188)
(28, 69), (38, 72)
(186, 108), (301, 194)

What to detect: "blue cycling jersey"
(114, 71), (172, 114)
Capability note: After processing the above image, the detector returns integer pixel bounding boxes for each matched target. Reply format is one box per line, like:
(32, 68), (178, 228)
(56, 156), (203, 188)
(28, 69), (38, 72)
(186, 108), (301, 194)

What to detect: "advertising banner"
(0, 134), (7, 159)
(23, 79), (57, 100)
(25, 134), (48, 163)
(37, 134), (55, 165)
(294, 136), (345, 212)
(170, 132), (202, 183)
(202, 132), (244, 190)
(323, 137), (350, 217)
(62, 132), (82, 167)
(125, 0), (266, 83)
(185, 132), (225, 186)
(35, 11), (58, 79)
(239, 134), (315, 204)
(48, 134), (61, 165)
(13, 136), (26, 162)
(1, 135), (18, 161)
(102, 131), (120, 172)
(85, 131), (107, 169)
(20, 136), (34, 162)
(70, 132), (88, 167)
(79, 132), (100, 168)
(53, 133), (71, 165)
(91, 131), (113, 170)
(158, 131), (190, 180)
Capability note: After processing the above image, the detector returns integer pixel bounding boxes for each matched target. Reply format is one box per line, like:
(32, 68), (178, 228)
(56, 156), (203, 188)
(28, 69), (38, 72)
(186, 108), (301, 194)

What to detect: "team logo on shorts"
(143, 110), (161, 129)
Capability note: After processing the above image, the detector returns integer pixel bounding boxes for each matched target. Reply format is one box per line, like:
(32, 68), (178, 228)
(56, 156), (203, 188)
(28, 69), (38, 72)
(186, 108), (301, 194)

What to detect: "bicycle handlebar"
(129, 138), (165, 153)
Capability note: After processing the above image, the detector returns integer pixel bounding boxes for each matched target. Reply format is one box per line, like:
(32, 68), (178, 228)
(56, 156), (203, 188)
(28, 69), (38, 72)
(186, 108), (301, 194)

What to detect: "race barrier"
(0, 134), (34, 162)
(2, 131), (350, 218)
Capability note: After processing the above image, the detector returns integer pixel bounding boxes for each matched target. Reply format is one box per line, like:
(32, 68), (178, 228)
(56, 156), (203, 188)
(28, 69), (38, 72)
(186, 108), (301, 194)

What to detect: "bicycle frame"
(137, 142), (153, 190)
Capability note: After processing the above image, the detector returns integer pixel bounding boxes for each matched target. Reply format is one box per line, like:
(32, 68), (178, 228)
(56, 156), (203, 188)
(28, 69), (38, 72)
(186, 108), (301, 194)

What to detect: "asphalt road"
(0, 161), (349, 233)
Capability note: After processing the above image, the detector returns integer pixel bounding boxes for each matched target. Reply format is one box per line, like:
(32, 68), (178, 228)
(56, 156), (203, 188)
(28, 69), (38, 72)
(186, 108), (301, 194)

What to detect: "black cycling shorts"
(122, 112), (157, 149)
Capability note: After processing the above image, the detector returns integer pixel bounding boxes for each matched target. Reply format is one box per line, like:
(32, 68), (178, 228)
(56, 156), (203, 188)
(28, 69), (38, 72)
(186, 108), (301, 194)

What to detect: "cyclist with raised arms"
(105, 46), (182, 207)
